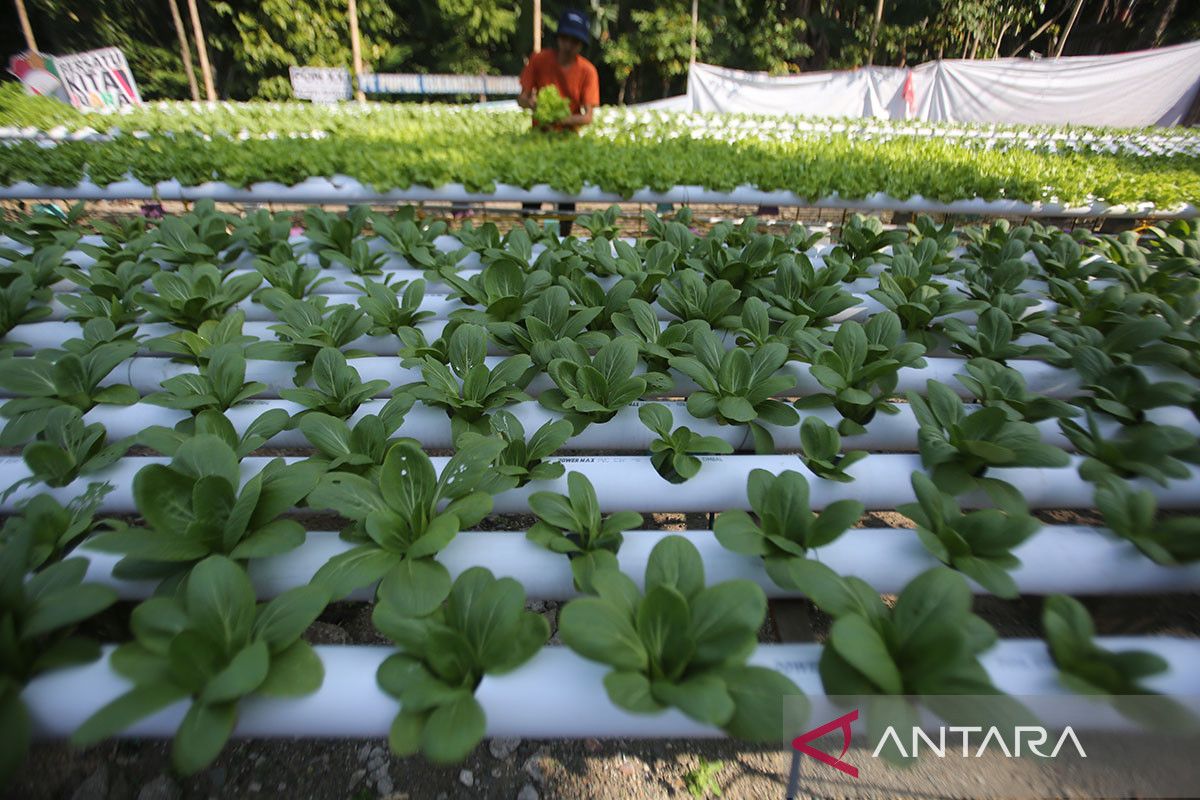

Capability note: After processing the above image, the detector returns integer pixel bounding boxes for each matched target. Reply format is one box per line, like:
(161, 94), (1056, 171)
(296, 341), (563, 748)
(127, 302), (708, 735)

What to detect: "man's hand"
(560, 105), (595, 130)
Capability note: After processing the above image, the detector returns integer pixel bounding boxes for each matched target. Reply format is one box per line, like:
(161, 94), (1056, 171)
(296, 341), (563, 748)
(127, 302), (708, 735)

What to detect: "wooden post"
(185, 0), (217, 100)
(690, 0), (698, 65)
(348, 0), (366, 101)
(14, 0), (37, 52)
(167, 0), (200, 101)
(1053, 0), (1085, 57)
(533, 0), (541, 52)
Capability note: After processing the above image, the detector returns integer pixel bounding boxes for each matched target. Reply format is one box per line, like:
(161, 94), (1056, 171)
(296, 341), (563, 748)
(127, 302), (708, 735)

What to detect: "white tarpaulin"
(686, 62), (911, 119)
(913, 40), (1200, 126)
(678, 40), (1200, 127)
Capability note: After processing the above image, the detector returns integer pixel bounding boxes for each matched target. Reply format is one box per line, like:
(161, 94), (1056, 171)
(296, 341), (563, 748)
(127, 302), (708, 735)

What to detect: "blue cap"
(557, 8), (590, 45)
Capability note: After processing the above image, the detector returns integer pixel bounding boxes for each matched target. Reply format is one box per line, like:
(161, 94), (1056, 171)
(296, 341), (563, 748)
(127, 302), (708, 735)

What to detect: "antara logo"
(792, 710), (1087, 777)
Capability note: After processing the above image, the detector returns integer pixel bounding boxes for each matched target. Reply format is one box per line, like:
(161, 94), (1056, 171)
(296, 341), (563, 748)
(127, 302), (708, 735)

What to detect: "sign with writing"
(289, 67), (353, 102)
(49, 47), (142, 110)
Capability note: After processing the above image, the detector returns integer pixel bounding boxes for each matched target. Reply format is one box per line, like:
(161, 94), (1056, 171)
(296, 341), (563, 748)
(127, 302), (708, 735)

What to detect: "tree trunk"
(1147, 0), (1180, 47)
(348, 0), (365, 101)
(1053, 0), (1086, 57)
(185, 0), (217, 100)
(866, 0), (884, 65)
(1008, 5), (1068, 56)
(533, 0), (541, 52)
(166, 0), (200, 101)
(690, 0), (699, 65)
(993, 20), (1012, 58)
(13, 0), (37, 51)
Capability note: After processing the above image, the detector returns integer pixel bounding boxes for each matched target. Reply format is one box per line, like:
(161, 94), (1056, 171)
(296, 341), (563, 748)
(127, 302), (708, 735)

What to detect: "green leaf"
(172, 701), (237, 775)
(651, 674), (735, 727)
(22, 584), (116, 639)
(312, 545), (401, 599)
(421, 694), (486, 764)
(378, 558), (452, 617)
(256, 640), (325, 697)
(829, 615), (904, 695)
(558, 597), (647, 672)
(72, 682), (189, 747)
(200, 640), (270, 704)
(253, 584), (330, 651)
(644, 536), (705, 601)
(720, 665), (805, 741)
(603, 671), (664, 713)
(186, 555), (257, 650)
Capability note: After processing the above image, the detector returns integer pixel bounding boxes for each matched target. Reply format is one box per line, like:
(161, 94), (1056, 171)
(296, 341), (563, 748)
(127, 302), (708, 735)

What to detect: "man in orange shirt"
(516, 8), (600, 236)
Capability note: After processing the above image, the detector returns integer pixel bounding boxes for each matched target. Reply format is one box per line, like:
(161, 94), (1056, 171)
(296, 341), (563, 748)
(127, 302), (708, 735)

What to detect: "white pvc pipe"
(1, 177), (1192, 218)
(77, 399), (1200, 454)
(21, 638), (1200, 741)
(75, 527), (1200, 601)
(71, 354), (1190, 401)
(3, 454), (1197, 512)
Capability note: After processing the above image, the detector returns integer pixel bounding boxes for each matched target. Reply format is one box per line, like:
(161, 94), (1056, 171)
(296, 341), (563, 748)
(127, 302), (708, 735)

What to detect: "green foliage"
(898, 472), (1039, 598)
(11, 406), (130, 492)
(558, 536), (803, 740)
(714, 469), (863, 592)
(457, 410), (572, 488)
(526, 472), (644, 592)
(406, 324), (532, 439)
(297, 398), (414, 479)
(305, 437), (506, 614)
(639, 402), (734, 484)
(1059, 413), (1200, 487)
(252, 296), (373, 385)
(909, 380), (1070, 498)
(0, 339), (139, 446)
(351, 276), (434, 337)
(797, 416), (867, 483)
(280, 347), (389, 419)
(0, 485), (112, 569)
(795, 312), (926, 436)
(813, 568), (1001, 698)
(0, 530), (116, 784)
(533, 85), (571, 127)
(72, 556), (329, 773)
(1094, 479), (1200, 565)
(146, 344), (267, 413)
(541, 337), (649, 434)
(684, 758), (724, 799)
(669, 323), (798, 453)
(88, 435), (322, 586)
(137, 408), (292, 460)
(135, 263), (262, 330)
(374, 567), (547, 764)
(1042, 595), (1196, 731)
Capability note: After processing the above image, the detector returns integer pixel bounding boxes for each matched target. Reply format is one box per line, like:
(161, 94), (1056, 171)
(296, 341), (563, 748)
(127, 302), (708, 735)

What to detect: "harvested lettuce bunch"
(533, 85), (571, 126)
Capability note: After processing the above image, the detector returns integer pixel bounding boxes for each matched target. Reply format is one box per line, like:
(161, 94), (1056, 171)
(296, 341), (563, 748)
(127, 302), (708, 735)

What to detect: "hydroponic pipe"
(76, 399), (1200, 455)
(39, 288), (1055, 328)
(72, 354), (1191, 401)
(7, 319), (1056, 360)
(3, 454), (1197, 513)
(75, 526), (1200, 602)
(20, 638), (1200, 741)
(1, 176), (1193, 218)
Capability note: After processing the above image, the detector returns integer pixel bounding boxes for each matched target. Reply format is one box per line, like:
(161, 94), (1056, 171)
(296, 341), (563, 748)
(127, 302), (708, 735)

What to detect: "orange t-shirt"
(519, 49), (600, 116)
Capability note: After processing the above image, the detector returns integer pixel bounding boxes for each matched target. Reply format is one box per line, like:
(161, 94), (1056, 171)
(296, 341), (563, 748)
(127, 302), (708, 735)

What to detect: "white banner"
(680, 40), (1200, 127)
(289, 67), (353, 103)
